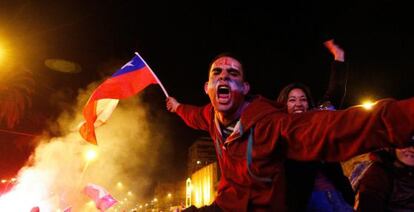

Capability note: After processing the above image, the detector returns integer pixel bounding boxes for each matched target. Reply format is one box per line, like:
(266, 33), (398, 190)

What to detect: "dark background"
(1, 0), (413, 190)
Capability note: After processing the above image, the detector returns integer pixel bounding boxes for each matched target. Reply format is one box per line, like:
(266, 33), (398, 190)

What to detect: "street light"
(84, 148), (98, 162)
(79, 148), (98, 185)
(1, 178), (16, 191)
(361, 99), (375, 110)
(167, 193), (173, 210)
(116, 182), (123, 189)
(0, 44), (5, 63)
(0, 38), (12, 66)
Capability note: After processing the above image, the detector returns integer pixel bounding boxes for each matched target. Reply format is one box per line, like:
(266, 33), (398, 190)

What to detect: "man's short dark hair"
(208, 52), (247, 80)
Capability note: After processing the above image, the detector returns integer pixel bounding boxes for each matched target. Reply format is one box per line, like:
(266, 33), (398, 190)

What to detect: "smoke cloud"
(0, 81), (172, 211)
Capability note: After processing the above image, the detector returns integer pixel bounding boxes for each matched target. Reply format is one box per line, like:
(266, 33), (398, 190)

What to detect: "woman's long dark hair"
(276, 82), (315, 109)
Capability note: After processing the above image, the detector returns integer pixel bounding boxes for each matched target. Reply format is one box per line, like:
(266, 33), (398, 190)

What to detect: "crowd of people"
(165, 39), (414, 212)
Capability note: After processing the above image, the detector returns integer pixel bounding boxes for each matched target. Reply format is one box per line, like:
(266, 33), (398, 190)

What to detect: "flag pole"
(134, 52), (169, 97)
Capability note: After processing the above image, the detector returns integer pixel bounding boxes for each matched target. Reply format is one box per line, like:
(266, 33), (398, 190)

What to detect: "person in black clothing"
(356, 146), (414, 211)
(277, 39), (354, 212)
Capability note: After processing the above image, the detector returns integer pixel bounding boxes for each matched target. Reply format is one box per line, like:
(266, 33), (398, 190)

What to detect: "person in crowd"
(278, 40), (354, 212)
(166, 52), (414, 211)
(354, 146), (414, 211)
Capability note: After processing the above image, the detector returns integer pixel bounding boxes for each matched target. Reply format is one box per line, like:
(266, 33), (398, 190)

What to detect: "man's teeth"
(218, 85), (230, 94)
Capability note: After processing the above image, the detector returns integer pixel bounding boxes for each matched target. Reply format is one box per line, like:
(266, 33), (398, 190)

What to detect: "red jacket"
(176, 96), (414, 212)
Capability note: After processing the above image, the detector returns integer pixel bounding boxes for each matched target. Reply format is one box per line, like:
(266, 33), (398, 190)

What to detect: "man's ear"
(243, 82), (250, 95)
(204, 82), (209, 95)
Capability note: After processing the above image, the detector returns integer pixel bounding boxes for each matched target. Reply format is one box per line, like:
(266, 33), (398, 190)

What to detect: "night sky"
(1, 0), (413, 192)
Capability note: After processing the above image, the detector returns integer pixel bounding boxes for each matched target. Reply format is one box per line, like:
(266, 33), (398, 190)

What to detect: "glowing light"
(1, 179), (7, 183)
(190, 163), (217, 207)
(0, 44), (5, 63)
(196, 160), (201, 165)
(86, 201), (95, 207)
(361, 100), (375, 110)
(116, 182), (123, 189)
(153, 198), (158, 202)
(186, 178), (192, 207)
(127, 191), (133, 196)
(84, 149), (97, 162)
(0, 40), (11, 65)
(167, 193), (172, 198)
(0, 172), (53, 211)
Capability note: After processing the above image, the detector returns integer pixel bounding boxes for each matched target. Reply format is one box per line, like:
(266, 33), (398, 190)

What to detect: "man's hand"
(324, 39), (345, 62)
(166, 97), (180, 113)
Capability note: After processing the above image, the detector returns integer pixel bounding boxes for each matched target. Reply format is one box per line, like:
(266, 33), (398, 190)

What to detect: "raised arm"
(166, 96), (181, 112)
(319, 39), (348, 109)
(166, 97), (211, 131)
(324, 39), (345, 62)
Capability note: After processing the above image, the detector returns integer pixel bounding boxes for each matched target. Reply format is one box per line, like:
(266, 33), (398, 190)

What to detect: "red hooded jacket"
(176, 96), (414, 211)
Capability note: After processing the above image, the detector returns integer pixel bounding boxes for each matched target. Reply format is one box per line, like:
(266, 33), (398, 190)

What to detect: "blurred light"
(186, 178), (192, 207)
(153, 198), (158, 202)
(116, 182), (123, 189)
(127, 191), (133, 196)
(0, 44), (5, 63)
(86, 201), (95, 207)
(361, 100), (375, 110)
(84, 149), (97, 162)
(196, 160), (201, 165)
(44, 59), (82, 73)
(191, 163), (215, 207)
(0, 39), (12, 66)
(167, 193), (172, 198)
(1, 179), (7, 183)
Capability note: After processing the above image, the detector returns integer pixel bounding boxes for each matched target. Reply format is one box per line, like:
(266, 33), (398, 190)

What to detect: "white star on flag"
(121, 60), (134, 69)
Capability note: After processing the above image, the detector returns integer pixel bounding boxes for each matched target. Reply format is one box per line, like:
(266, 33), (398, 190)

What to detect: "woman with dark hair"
(278, 40), (354, 212)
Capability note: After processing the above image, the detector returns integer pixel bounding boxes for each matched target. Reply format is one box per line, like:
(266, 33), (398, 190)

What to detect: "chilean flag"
(80, 53), (159, 145)
(83, 183), (118, 211)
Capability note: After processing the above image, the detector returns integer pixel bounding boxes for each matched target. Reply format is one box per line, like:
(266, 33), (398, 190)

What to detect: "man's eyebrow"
(227, 68), (240, 72)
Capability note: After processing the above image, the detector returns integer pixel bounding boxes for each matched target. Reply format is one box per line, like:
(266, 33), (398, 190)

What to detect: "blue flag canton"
(112, 55), (146, 77)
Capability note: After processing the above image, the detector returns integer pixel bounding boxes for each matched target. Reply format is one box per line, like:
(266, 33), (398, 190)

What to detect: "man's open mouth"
(217, 85), (231, 104)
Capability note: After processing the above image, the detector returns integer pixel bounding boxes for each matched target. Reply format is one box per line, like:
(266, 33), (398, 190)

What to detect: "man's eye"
(212, 68), (222, 75)
(228, 68), (240, 76)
